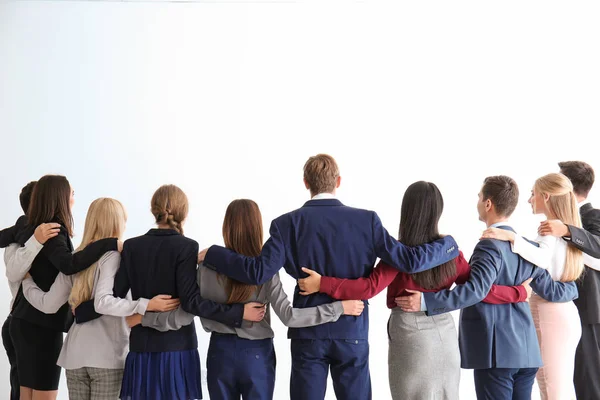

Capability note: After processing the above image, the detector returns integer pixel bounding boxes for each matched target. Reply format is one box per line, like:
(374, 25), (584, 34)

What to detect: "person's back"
(121, 230), (199, 353)
(276, 201), (379, 339)
(459, 233), (542, 370)
(421, 176), (578, 400)
(203, 155), (459, 400)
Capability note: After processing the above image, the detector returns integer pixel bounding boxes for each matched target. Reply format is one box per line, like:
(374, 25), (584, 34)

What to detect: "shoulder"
(98, 250), (121, 265)
(473, 238), (503, 255)
(45, 228), (71, 246)
(583, 206), (600, 221)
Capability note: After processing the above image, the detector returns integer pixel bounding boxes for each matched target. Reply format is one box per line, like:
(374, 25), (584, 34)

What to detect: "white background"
(1, 1), (599, 398)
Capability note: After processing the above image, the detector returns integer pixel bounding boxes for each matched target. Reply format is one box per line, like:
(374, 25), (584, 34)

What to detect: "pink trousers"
(529, 295), (581, 400)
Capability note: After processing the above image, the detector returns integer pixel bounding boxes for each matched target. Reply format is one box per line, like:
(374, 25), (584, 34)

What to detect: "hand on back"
(34, 222), (61, 244)
(298, 267), (321, 295)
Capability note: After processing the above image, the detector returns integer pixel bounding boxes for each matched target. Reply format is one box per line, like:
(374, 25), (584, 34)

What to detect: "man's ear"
(303, 178), (310, 190)
(336, 176), (341, 189)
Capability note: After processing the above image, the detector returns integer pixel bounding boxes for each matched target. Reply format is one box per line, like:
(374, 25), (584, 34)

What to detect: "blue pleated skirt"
(120, 350), (202, 400)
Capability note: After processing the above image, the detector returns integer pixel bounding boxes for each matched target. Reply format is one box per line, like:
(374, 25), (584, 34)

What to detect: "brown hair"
(20, 181), (37, 214)
(399, 182), (456, 289)
(28, 175), (74, 237)
(303, 154), (340, 196)
(151, 185), (189, 235)
(481, 176), (519, 217)
(559, 161), (595, 198)
(219, 199), (262, 303)
(535, 173), (583, 282)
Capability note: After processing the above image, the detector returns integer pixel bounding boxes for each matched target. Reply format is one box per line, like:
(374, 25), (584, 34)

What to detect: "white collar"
(490, 221), (511, 228)
(311, 193), (336, 200)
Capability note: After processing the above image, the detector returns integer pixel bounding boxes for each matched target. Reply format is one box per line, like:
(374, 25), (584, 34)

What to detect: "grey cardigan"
(22, 251), (148, 369)
(142, 264), (344, 340)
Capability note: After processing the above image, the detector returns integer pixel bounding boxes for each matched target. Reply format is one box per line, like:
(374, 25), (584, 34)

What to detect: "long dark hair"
(220, 199), (262, 303)
(27, 175), (74, 237)
(400, 181), (456, 289)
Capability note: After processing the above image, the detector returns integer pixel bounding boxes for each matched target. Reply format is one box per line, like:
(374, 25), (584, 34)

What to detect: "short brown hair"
(28, 175), (74, 237)
(303, 154), (340, 196)
(151, 185), (189, 235)
(20, 181), (37, 214)
(481, 175), (519, 217)
(559, 161), (595, 197)
(220, 199), (263, 303)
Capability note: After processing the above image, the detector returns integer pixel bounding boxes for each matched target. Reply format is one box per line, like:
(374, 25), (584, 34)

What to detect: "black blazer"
(11, 220), (118, 332)
(567, 203), (600, 324)
(112, 229), (244, 353)
(0, 215), (28, 248)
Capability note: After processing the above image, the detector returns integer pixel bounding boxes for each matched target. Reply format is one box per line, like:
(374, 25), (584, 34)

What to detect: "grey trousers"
(387, 309), (460, 400)
(66, 367), (124, 400)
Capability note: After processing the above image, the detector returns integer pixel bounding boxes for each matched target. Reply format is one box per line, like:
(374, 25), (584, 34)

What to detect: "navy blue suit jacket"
(423, 226), (578, 369)
(204, 198), (459, 340)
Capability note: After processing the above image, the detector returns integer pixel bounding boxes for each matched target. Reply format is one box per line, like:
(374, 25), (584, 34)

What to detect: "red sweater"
(319, 251), (527, 308)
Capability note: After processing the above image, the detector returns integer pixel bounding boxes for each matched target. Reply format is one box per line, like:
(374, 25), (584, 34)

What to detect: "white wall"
(1, 1), (599, 398)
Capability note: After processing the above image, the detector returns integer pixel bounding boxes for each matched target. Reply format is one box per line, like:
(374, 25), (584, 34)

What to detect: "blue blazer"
(204, 198), (459, 340)
(423, 226), (578, 369)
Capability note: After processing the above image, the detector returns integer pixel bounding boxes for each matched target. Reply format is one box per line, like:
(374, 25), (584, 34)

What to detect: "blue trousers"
(290, 339), (371, 400)
(206, 334), (275, 400)
(474, 368), (538, 400)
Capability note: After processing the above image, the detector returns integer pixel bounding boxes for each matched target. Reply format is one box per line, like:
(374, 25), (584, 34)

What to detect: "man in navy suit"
(199, 154), (459, 400)
(397, 175), (579, 400)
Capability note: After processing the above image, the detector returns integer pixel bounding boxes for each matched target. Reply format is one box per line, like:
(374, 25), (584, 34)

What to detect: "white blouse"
(512, 234), (600, 281)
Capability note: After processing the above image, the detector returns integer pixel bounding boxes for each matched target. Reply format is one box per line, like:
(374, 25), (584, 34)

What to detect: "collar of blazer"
(146, 228), (181, 236)
(302, 198), (344, 207)
(580, 202), (594, 215)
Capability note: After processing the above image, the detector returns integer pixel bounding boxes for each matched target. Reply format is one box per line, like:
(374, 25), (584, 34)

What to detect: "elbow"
(94, 297), (107, 315)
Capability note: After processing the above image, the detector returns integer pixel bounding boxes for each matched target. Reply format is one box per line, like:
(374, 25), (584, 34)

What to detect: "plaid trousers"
(66, 367), (124, 400)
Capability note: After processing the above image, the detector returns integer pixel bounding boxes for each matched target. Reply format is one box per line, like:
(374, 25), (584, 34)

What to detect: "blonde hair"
(535, 173), (584, 282)
(151, 185), (188, 235)
(69, 198), (127, 309)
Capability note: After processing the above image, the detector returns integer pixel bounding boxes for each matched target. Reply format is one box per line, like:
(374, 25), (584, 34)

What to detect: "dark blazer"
(204, 198), (459, 340)
(567, 203), (600, 324)
(112, 229), (244, 353)
(423, 226), (578, 369)
(0, 215), (27, 248)
(11, 220), (118, 332)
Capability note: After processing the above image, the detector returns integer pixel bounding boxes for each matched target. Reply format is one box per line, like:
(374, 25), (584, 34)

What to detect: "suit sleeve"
(422, 240), (501, 316)
(203, 220), (286, 285)
(319, 261), (399, 300)
(567, 224), (600, 259)
(0, 225), (16, 248)
(177, 244), (244, 327)
(529, 266), (579, 302)
(42, 234), (118, 276)
(372, 213), (459, 274)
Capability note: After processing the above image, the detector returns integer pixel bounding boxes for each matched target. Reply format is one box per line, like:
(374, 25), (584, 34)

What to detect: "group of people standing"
(0, 155), (599, 400)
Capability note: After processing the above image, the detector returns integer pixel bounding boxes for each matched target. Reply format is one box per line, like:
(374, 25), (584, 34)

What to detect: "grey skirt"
(387, 309), (460, 400)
